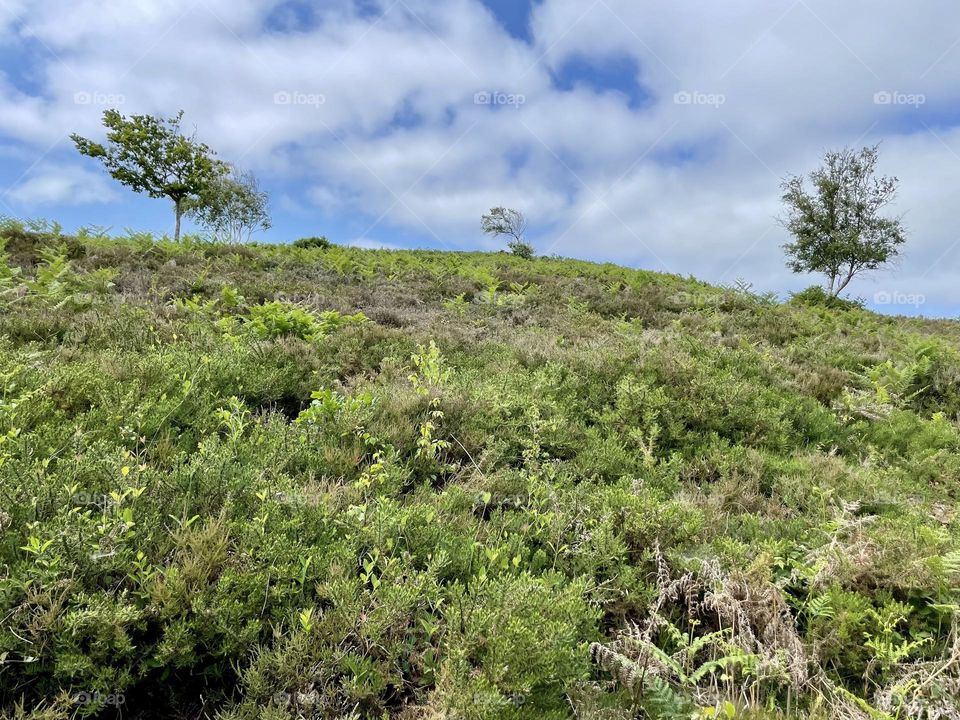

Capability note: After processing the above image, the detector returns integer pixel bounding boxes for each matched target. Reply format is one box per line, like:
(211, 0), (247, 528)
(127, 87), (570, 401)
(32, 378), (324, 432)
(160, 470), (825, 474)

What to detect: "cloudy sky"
(1, 0), (958, 316)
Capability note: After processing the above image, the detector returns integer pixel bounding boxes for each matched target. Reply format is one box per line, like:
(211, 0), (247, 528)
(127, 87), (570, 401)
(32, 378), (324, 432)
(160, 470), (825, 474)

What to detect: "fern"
(641, 674), (691, 719)
(806, 594), (835, 621)
(590, 643), (692, 718)
(942, 550), (960, 586)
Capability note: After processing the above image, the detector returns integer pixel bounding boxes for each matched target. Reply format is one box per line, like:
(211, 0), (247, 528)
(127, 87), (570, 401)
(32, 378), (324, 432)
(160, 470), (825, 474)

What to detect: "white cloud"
(6, 165), (116, 206)
(1, 0), (959, 310)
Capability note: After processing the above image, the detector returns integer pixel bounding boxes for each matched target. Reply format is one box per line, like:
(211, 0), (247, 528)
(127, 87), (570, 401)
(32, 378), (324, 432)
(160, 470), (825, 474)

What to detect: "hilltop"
(1, 221), (958, 719)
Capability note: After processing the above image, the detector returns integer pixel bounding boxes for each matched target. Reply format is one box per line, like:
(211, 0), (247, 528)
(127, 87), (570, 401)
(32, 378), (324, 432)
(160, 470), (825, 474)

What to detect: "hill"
(1, 220), (958, 719)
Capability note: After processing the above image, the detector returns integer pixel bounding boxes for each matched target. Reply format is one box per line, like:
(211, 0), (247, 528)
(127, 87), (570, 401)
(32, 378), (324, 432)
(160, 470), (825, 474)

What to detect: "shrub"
(441, 573), (597, 718)
(507, 240), (534, 259)
(789, 285), (864, 310)
(1, 225), (958, 720)
(240, 301), (366, 342)
(292, 236), (332, 250)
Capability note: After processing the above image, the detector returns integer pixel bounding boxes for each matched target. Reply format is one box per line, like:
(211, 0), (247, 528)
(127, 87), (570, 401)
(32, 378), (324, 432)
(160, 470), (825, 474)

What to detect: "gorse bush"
(0, 226), (958, 719)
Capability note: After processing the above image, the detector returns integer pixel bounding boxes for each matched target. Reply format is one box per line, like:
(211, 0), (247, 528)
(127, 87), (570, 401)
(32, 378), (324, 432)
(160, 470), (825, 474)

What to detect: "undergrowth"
(0, 217), (958, 719)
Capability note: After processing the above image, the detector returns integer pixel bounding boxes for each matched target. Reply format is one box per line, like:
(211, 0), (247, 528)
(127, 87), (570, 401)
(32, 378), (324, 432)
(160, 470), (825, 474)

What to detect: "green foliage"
(780, 145), (907, 296)
(408, 340), (452, 394)
(240, 301), (366, 342)
(71, 110), (226, 240)
(0, 238), (22, 296)
(21, 245), (116, 308)
(292, 235), (332, 249)
(183, 165), (271, 243)
(481, 206), (529, 253)
(508, 239), (535, 259)
(790, 285), (865, 310)
(0, 225), (958, 719)
(296, 387), (375, 426)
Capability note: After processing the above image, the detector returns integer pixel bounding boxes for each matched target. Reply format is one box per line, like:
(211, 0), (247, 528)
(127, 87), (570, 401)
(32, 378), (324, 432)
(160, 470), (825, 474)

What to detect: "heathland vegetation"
(0, 112), (955, 719)
(1, 216), (958, 719)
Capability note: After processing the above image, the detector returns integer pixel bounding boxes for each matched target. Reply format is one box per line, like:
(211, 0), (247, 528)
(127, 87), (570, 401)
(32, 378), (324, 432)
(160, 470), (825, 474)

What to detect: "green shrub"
(790, 284), (864, 310)
(440, 573), (597, 718)
(507, 239), (534, 259)
(240, 301), (366, 342)
(1, 225), (958, 719)
(292, 235), (332, 249)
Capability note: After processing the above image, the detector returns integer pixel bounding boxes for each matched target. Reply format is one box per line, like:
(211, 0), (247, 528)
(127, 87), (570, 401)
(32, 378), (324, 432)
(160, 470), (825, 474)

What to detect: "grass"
(0, 218), (958, 719)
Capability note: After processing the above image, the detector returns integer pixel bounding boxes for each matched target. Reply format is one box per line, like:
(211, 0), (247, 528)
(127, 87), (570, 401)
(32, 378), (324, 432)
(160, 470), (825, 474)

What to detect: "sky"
(0, 0), (959, 317)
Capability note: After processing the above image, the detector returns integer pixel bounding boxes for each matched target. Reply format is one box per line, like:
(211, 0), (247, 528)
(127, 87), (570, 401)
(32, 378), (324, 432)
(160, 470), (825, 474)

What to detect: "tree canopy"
(780, 144), (906, 297)
(71, 110), (226, 240)
(481, 207), (533, 258)
(184, 165), (271, 244)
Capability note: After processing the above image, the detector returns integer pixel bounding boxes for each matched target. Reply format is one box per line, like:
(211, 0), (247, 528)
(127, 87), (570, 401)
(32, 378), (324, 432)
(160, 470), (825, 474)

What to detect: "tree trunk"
(833, 272), (854, 297)
(174, 199), (182, 242)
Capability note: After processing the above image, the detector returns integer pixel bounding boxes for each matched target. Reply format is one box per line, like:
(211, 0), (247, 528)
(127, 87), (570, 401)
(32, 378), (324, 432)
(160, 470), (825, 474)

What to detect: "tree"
(71, 110), (226, 241)
(480, 207), (533, 258)
(779, 144), (906, 297)
(184, 165), (271, 244)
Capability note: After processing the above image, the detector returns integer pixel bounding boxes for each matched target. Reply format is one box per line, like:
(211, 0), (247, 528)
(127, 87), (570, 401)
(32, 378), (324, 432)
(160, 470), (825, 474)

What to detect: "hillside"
(1, 220), (959, 720)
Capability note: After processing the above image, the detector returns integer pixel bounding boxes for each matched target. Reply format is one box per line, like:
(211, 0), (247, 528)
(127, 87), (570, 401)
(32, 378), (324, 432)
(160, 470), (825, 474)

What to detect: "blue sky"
(1, 0), (959, 316)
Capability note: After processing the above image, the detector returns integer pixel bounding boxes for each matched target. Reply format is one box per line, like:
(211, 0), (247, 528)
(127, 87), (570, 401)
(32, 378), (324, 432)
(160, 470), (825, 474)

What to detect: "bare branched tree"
(480, 207), (533, 258)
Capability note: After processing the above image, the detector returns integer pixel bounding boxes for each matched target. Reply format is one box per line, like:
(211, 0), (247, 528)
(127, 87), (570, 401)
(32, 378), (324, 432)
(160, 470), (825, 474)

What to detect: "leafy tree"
(481, 207), (533, 257)
(780, 144), (906, 297)
(71, 110), (225, 241)
(184, 165), (271, 244)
